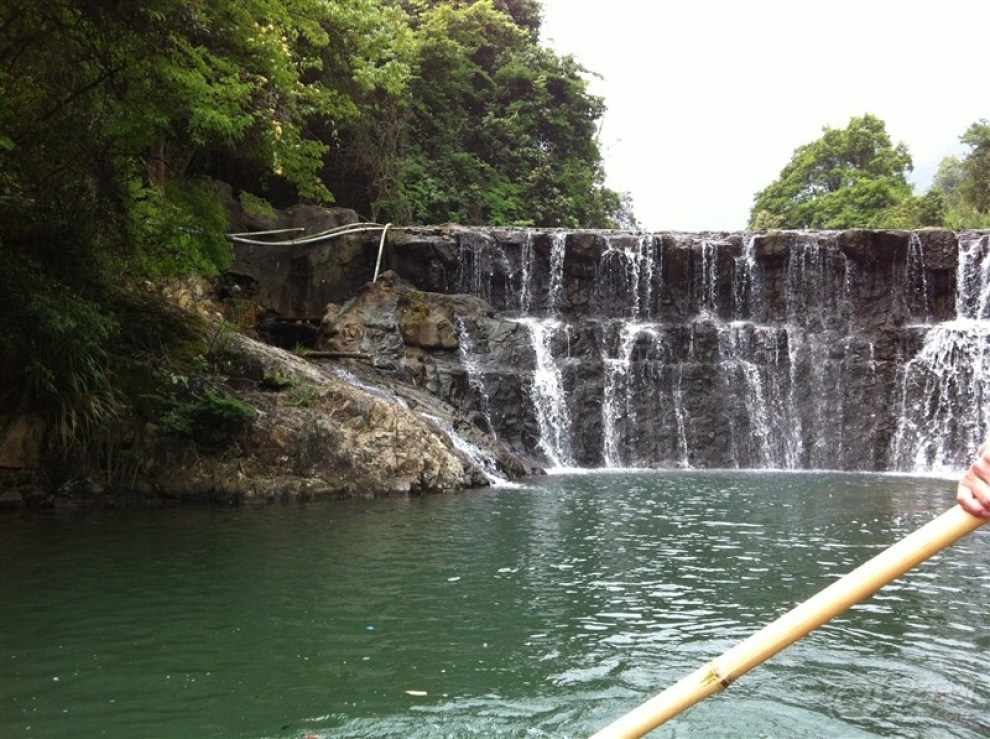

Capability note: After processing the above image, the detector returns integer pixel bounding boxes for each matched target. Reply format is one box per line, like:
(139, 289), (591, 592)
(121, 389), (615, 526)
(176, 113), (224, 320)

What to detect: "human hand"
(957, 441), (990, 518)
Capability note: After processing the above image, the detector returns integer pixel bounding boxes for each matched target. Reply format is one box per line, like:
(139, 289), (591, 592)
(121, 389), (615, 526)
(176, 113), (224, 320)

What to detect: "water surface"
(2, 472), (987, 737)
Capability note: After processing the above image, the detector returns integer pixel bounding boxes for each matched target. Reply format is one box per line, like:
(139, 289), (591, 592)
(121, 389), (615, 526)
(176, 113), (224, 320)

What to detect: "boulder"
(0, 412), (45, 469)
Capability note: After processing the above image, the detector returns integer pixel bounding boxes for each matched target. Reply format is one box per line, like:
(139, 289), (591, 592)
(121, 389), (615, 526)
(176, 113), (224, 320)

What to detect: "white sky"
(540, 0), (990, 231)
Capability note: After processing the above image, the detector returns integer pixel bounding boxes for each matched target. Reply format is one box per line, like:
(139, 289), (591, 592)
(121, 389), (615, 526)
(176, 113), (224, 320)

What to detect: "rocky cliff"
(0, 278), (530, 509)
(231, 225), (987, 474)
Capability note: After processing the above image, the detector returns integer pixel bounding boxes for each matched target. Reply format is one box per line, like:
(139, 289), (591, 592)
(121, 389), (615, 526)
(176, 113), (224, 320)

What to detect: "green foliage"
(749, 114), (925, 229)
(128, 178), (233, 276)
(927, 120), (990, 228)
(0, 243), (121, 449)
(259, 371), (294, 391)
(159, 389), (256, 449)
(288, 384), (322, 407)
(958, 120), (990, 214)
(881, 190), (947, 230)
(331, 0), (632, 228)
(238, 192), (277, 220)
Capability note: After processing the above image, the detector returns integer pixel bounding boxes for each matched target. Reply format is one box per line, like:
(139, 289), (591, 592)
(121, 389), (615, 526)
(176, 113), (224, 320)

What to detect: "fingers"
(957, 440), (990, 518)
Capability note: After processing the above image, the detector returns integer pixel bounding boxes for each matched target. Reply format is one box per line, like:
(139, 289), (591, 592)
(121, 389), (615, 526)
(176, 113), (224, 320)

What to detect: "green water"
(1, 472), (988, 738)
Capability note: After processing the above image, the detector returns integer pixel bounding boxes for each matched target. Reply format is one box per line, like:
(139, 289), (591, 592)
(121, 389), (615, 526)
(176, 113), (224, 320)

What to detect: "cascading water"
(449, 229), (989, 473)
(519, 230), (535, 315)
(419, 413), (518, 487)
(455, 318), (496, 437)
(516, 317), (575, 469)
(732, 235), (761, 320)
(891, 233), (990, 471)
(601, 322), (664, 468)
(717, 323), (781, 468)
(548, 231), (568, 311)
(907, 231), (934, 321)
(515, 231), (577, 468)
(598, 235), (662, 468)
(700, 239), (719, 318)
(328, 367), (517, 486)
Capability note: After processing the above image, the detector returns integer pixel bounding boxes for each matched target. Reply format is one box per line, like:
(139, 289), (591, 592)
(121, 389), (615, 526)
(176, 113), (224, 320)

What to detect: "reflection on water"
(1, 472), (987, 738)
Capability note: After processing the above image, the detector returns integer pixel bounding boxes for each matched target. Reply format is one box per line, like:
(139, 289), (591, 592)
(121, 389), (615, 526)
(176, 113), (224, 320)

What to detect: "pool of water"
(1, 471), (987, 738)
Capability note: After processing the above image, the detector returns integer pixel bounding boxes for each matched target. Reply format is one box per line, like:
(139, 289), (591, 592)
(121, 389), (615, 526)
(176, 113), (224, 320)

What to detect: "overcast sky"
(539, 0), (990, 231)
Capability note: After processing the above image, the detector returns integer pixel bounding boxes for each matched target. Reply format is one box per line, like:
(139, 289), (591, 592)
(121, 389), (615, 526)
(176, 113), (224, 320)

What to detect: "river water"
(2, 472), (988, 738)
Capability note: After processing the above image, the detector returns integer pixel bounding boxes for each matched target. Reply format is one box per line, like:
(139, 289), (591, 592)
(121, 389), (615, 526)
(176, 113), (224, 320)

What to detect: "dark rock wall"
(234, 226), (989, 473)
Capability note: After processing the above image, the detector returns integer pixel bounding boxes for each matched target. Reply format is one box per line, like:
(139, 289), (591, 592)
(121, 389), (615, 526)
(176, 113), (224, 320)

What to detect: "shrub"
(160, 389), (256, 449)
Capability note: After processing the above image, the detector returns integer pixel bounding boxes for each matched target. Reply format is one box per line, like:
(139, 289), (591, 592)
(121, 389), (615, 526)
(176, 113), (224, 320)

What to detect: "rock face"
(144, 333), (508, 502)
(0, 277), (531, 507)
(0, 410), (45, 469)
(291, 226), (987, 473)
(318, 271), (542, 472)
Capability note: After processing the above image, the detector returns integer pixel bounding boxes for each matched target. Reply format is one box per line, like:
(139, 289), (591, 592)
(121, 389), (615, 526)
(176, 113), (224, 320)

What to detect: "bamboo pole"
(590, 505), (987, 739)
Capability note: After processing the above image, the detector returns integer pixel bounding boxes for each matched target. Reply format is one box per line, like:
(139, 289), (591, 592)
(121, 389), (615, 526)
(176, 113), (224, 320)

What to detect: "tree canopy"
(748, 114), (918, 229)
(319, 0), (628, 227)
(749, 114), (990, 231)
(927, 120), (990, 228)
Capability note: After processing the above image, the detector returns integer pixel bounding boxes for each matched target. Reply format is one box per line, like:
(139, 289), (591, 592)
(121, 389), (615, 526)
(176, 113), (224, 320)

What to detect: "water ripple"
(1, 472), (986, 738)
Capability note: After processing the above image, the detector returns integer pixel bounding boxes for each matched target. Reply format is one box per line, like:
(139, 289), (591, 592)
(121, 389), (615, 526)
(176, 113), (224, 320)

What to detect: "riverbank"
(0, 279), (532, 510)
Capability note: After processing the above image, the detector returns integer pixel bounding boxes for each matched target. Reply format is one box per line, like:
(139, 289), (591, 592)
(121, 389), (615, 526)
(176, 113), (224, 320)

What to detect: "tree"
(926, 120), (990, 228)
(749, 114), (923, 229)
(364, 0), (630, 227)
(958, 120), (990, 214)
(0, 0), (635, 457)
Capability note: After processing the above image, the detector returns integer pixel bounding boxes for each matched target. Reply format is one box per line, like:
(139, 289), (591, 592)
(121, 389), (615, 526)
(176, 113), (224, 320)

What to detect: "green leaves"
(0, 0), (636, 458)
(927, 120), (990, 229)
(749, 114), (990, 230)
(128, 177), (233, 277)
(953, 120), (990, 222)
(159, 388), (256, 450)
(749, 114), (918, 229)
(360, 0), (628, 228)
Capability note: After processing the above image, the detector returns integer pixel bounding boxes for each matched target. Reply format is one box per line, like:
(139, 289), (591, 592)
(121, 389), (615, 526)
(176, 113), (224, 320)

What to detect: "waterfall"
(733, 235), (762, 321)
(549, 231), (567, 312)
(701, 239), (719, 318)
(593, 234), (657, 319)
(329, 366), (516, 486)
(445, 228), (987, 473)
(717, 323), (780, 468)
(601, 322), (664, 468)
(457, 232), (515, 308)
(456, 318), (496, 437)
(516, 317), (575, 469)
(519, 230), (535, 315)
(671, 366), (691, 469)
(892, 233), (990, 471)
(419, 413), (518, 487)
(960, 232), (990, 320)
(906, 232), (933, 321)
